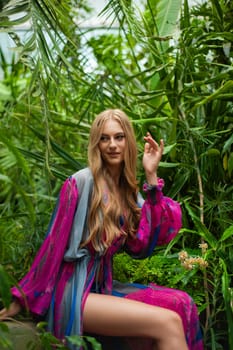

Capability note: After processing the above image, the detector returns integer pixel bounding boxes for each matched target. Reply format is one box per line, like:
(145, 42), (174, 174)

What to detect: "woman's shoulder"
(71, 167), (93, 191)
(72, 167), (92, 179)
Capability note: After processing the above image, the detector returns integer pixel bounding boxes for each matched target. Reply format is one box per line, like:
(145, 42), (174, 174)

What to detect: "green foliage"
(0, 265), (13, 309)
(0, 322), (13, 350)
(113, 249), (206, 308)
(0, 319), (102, 350)
(0, 0), (233, 349)
(36, 322), (102, 350)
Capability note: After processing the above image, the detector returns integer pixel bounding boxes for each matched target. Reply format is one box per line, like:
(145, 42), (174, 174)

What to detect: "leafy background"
(0, 0), (233, 349)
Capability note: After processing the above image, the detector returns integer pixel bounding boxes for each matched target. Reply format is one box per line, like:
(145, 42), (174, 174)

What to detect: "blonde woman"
(0, 109), (203, 350)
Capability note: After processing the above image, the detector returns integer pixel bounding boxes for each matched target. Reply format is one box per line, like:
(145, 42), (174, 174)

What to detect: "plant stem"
(179, 108), (210, 336)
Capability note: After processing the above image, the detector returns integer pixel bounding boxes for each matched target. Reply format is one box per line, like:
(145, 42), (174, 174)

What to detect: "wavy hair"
(84, 109), (141, 253)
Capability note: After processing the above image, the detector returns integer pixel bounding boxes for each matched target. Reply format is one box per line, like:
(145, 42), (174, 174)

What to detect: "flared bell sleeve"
(125, 178), (182, 259)
(11, 176), (79, 316)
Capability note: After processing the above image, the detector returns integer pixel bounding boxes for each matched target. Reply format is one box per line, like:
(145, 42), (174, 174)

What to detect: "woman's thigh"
(83, 292), (182, 339)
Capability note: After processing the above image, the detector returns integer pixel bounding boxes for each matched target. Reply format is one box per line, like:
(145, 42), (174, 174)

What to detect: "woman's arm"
(10, 176), (78, 315)
(125, 133), (181, 259)
(125, 179), (182, 259)
(124, 178), (182, 259)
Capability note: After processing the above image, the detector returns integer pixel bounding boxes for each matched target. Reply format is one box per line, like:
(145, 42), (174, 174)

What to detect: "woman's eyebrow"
(101, 132), (125, 136)
(115, 132), (125, 136)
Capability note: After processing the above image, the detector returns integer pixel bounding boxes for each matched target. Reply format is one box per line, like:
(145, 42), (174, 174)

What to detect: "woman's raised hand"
(142, 132), (164, 185)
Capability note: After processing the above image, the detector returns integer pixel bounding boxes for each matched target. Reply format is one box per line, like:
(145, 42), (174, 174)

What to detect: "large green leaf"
(155, 0), (182, 37)
(219, 225), (233, 243)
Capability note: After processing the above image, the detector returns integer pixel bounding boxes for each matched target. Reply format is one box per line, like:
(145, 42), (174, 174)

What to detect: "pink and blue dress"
(11, 168), (204, 349)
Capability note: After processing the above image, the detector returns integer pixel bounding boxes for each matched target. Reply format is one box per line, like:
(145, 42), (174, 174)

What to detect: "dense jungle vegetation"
(0, 0), (233, 349)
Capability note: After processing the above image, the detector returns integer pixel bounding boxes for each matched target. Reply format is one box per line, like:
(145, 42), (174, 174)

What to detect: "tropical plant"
(0, 0), (232, 349)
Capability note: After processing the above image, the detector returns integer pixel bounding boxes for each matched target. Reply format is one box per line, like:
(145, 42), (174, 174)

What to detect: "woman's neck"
(105, 165), (122, 186)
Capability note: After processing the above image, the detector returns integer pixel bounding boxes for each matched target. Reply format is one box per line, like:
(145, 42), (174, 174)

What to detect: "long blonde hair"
(84, 109), (141, 253)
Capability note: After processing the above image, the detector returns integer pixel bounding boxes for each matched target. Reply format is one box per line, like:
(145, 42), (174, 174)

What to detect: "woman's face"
(98, 119), (126, 169)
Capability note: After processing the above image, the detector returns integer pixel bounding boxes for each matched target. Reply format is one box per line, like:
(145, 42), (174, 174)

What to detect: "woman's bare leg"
(83, 293), (188, 350)
(0, 300), (21, 320)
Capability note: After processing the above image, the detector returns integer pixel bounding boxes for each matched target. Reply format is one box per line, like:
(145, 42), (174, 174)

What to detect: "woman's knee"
(152, 309), (188, 349)
(156, 309), (185, 339)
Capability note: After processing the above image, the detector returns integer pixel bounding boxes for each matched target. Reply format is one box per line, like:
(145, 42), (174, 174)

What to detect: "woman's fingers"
(144, 133), (164, 154)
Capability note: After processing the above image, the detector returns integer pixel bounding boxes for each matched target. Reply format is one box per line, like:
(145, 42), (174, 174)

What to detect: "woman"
(0, 109), (203, 350)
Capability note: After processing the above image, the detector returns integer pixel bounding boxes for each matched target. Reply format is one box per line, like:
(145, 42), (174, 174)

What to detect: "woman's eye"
(100, 136), (109, 142)
(100, 134), (125, 142)
(116, 135), (125, 141)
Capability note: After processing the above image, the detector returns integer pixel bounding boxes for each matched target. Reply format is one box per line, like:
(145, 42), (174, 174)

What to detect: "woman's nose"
(109, 137), (117, 147)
